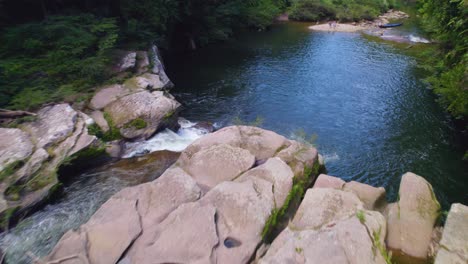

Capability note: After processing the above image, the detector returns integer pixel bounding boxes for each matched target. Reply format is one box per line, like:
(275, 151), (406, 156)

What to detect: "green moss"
(124, 118), (147, 129)
(356, 210), (366, 224)
(88, 113), (122, 142)
(295, 247), (303, 254)
(372, 227), (393, 264)
(26, 170), (57, 191)
(0, 160), (24, 182)
(5, 185), (22, 201)
(0, 207), (19, 230)
(163, 110), (175, 120)
(262, 160), (322, 242)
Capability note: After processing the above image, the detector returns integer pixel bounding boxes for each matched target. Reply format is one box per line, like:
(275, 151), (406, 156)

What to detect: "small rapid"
(0, 120), (209, 264)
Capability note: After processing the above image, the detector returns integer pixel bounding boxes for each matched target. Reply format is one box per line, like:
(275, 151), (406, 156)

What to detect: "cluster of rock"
(0, 104), (97, 229)
(44, 126), (321, 264)
(0, 45), (182, 229)
(89, 46), (181, 142)
(42, 126), (468, 264)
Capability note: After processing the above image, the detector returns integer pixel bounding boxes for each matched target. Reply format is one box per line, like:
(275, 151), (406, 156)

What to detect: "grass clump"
(124, 118), (147, 129)
(0, 207), (19, 231)
(0, 160), (24, 182)
(88, 113), (122, 142)
(372, 227), (393, 264)
(232, 115), (264, 127)
(262, 162), (320, 242)
(356, 210), (366, 224)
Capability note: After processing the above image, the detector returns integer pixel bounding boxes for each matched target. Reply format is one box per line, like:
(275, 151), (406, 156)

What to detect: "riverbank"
(309, 10), (411, 36)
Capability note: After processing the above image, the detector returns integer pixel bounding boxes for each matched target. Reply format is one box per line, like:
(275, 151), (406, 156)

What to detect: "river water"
(1, 22), (467, 263)
(167, 22), (467, 208)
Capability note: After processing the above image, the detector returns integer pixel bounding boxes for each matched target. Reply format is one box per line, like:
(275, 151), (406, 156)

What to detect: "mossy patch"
(88, 112), (122, 142)
(372, 227), (393, 264)
(0, 207), (19, 231)
(356, 210), (366, 224)
(262, 161), (320, 242)
(123, 118), (147, 129)
(0, 160), (25, 182)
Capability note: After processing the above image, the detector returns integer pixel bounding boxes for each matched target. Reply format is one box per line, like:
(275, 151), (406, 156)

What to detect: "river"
(1, 21), (467, 263)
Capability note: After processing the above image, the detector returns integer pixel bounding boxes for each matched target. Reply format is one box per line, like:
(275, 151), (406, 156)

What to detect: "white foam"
(409, 34), (430, 43)
(122, 118), (210, 158)
(322, 153), (340, 162)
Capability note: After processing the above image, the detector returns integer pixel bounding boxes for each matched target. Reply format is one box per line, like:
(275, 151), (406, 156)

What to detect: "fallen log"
(0, 109), (37, 119)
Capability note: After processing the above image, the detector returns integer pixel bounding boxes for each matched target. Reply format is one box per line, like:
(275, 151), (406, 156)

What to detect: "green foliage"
(418, 0), (467, 118)
(356, 210), (366, 223)
(0, 160), (24, 182)
(291, 128), (318, 146)
(0, 207), (19, 231)
(372, 227), (393, 264)
(262, 162), (320, 241)
(88, 113), (122, 142)
(0, 14), (119, 110)
(289, 0), (389, 22)
(124, 118), (148, 129)
(232, 115), (265, 126)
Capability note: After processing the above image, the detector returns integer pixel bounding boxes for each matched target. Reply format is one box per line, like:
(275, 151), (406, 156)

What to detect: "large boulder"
(259, 188), (388, 264)
(312, 174), (386, 211)
(386, 172), (441, 260)
(181, 126), (288, 162)
(44, 126), (322, 264)
(344, 181), (386, 211)
(104, 90), (181, 140)
(434, 203), (468, 264)
(89, 84), (133, 110)
(23, 104), (77, 149)
(0, 128), (33, 171)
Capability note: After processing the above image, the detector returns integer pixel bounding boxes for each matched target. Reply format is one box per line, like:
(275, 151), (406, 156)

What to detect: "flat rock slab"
(181, 143), (255, 189)
(0, 128), (33, 171)
(89, 84), (132, 110)
(24, 104), (77, 149)
(435, 203), (468, 264)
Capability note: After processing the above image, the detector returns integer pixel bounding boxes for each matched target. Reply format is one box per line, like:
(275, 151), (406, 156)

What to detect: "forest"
(0, 0), (466, 122)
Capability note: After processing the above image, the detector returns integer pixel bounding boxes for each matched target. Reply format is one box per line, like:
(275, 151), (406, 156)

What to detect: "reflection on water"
(167, 22), (467, 208)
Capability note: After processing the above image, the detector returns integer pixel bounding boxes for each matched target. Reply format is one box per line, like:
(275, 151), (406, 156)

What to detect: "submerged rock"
(434, 203), (468, 264)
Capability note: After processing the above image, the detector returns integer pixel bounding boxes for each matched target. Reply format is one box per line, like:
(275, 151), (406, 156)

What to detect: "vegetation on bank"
(288, 0), (397, 22)
(0, 0), (287, 111)
(417, 0), (467, 119)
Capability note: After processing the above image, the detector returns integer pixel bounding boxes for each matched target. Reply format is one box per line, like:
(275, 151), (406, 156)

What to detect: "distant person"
(328, 21), (332, 28)
(332, 21), (337, 29)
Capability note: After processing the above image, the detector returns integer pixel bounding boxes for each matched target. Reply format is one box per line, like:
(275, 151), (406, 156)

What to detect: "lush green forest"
(418, 0), (467, 119)
(0, 0), (288, 110)
(0, 0), (466, 124)
(289, 0), (397, 22)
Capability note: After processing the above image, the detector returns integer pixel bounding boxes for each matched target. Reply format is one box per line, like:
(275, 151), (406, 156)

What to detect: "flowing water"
(1, 22), (467, 263)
